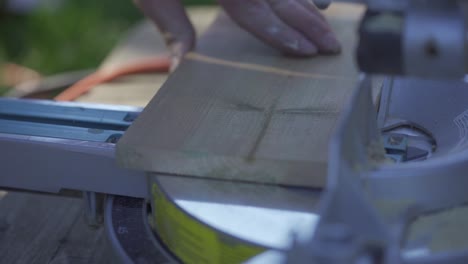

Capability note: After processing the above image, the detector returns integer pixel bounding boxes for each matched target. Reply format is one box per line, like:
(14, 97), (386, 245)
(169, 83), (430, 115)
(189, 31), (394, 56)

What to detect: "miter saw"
(2, 0), (468, 263)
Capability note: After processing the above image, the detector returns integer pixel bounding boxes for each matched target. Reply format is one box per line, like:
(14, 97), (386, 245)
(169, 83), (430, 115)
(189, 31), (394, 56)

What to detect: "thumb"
(133, 0), (195, 68)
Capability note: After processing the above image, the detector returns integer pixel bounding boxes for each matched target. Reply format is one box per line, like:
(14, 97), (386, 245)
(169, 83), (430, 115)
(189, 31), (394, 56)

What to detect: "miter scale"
(3, 0), (468, 263)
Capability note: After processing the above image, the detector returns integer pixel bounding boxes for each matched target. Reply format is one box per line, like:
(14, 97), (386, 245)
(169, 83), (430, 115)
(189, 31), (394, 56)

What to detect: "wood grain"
(117, 4), (369, 187)
(0, 192), (109, 264)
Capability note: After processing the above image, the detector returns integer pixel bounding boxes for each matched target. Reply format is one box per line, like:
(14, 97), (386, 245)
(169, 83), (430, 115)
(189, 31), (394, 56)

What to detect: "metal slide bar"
(0, 98), (147, 198)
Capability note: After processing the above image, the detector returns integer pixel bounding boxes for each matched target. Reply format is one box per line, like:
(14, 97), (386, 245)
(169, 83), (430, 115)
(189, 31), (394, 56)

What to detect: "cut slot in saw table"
(3, 1), (468, 264)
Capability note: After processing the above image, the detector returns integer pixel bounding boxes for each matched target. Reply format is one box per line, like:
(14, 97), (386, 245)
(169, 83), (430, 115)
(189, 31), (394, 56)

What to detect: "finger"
(267, 0), (341, 54)
(133, 0), (195, 63)
(217, 0), (318, 56)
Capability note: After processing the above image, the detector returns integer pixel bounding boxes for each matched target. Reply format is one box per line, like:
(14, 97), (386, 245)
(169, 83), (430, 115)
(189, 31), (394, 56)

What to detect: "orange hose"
(54, 56), (171, 101)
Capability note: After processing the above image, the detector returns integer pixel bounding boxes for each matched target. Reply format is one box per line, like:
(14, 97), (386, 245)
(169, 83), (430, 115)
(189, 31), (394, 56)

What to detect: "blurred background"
(0, 0), (214, 96)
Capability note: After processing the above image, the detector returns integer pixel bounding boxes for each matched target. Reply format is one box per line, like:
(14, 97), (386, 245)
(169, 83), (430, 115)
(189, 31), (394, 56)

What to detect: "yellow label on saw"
(152, 184), (265, 264)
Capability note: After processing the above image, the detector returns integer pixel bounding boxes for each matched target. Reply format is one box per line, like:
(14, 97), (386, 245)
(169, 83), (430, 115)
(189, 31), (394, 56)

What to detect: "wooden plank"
(0, 192), (83, 263)
(47, 211), (108, 264)
(116, 4), (368, 187)
(0, 192), (110, 264)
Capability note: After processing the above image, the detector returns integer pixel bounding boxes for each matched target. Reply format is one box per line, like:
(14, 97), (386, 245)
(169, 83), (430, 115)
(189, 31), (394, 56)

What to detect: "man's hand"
(134, 0), (341, 62)
(218, 0), (341, 56)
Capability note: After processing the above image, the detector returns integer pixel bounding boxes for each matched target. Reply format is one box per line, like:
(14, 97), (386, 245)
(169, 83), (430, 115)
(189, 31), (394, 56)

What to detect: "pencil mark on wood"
(276, 107), (339, 116)
(230, 102), (264, 112)
(246, 96), (281, 162)
(224, 101), (339, 117)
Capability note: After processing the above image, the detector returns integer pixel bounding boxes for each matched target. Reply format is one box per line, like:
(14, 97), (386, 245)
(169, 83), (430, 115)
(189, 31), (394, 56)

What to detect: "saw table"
(2, 76), (467, 264)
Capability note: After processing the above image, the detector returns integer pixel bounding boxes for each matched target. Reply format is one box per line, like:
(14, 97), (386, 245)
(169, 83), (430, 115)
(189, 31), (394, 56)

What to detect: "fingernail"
(169, 42), (184, 72)
(319, 33), (341, 54)
(289, 39), (317, 56)
(170, 56), (180, 72)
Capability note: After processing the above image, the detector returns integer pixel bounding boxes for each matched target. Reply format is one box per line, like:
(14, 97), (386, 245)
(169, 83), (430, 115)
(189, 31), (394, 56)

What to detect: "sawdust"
(406, 206), (468, 253)
(353, 140), (392, 186)
(372, 199), (416, 221)
(367, 140), (392, 166)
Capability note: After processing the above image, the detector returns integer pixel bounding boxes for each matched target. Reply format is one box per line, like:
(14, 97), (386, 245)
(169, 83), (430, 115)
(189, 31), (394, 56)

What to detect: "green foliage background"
(0, 0), (215, 76)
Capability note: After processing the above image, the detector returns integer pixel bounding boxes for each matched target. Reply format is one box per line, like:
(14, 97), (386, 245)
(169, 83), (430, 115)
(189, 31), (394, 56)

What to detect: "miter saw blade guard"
(284, 76), (468, 264)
